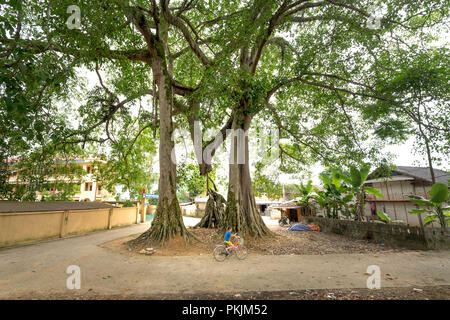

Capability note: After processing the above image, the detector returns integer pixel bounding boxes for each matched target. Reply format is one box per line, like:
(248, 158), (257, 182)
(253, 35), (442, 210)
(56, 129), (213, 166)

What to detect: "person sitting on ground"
(224, 226), (237, 255)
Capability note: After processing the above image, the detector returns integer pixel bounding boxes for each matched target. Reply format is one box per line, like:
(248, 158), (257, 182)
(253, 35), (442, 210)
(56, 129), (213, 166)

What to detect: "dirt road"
(0, 222), (449, 299)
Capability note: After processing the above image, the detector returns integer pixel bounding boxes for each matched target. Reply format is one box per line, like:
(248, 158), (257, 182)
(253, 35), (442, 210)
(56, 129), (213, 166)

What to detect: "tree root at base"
(127, 197), (200, 249)
(195, 190), (226, 229)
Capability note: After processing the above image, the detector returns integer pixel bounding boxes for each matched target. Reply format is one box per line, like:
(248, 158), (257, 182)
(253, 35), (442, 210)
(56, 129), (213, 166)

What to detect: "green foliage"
(364, 186), (384, 198)
(293, 180), (316, 212)
(177, 163), (217, 201)
(314, 168), (353, 219)
(297, 180), (313, 198)
(376, 210), (403, 224)
(253, 164), (283, 199)
(315, 164), (383, 220)
(367, 47), (450, 170)
(122, 200), (135, 208)
(407, 182), (450, 228)
(1, 146), (85, 201)
(295, 180), (313, 203)
(1, 0), (448, 230)
(377, 210), (391, 223)
(430, 182), (449, 203)
(93, 127), (157, 201)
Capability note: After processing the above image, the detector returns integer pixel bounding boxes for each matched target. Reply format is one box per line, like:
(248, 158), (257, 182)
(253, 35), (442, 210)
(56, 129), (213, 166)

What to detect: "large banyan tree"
(1, 0), (448, 244)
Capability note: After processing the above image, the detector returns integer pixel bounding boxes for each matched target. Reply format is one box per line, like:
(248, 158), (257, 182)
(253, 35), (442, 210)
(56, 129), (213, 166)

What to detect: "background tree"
(1, 0), (197, 245)
(367, 48), (450, 181)
(177, 163), (217, 202)
(93, 125), (157, 201)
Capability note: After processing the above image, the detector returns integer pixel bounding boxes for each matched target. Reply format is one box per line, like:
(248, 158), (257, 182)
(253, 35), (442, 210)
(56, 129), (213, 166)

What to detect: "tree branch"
(161, 0), (212, 66)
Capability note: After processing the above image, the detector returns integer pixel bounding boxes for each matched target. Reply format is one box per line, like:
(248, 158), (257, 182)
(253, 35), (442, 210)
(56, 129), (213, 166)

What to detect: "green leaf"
(364, 186), (384, 198)
(430, 182), (448, 204)
(423, 214), (437, 225)
(305, 180), (313, 194)
(409, 209), (430, 214)
(377, 210), (391, 223)
(331, 171), (342, 189)
(360, 164), (371, 183)
(342, 193), (354, 203)
(350, 166), (362, 188)
(406, 195), (432, 206)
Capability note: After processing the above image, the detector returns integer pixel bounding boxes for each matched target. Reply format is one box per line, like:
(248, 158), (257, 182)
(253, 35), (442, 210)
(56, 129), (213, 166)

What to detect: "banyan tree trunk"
(222, 115), (272, 238)
(128, 57), (193, 247)
(196, 189), (226, 229)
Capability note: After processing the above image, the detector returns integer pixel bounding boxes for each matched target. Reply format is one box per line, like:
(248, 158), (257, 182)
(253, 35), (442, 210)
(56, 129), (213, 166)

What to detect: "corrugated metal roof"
(365, 176), (414, 183)
(0, 201), (115, 213)
(395, 166), (450, 183)
(270, 201), (303, 209)
(366, 166), (450, 184)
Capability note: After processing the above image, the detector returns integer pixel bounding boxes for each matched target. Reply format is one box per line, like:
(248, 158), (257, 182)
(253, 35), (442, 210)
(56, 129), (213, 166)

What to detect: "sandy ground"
(105, 216), (395, 257)
(104, 226), (395, 257)
(10, 285), (450, 300)
(1, 217), (449, 300)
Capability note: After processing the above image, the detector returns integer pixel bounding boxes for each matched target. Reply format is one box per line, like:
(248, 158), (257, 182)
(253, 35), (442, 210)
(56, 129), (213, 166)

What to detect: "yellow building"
(6, 158), (116, 202)
(70, 158), (116, 202)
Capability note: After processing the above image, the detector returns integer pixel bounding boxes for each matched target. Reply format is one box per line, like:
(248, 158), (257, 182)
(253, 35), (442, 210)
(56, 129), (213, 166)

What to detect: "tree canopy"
(1, 0), (448, 243)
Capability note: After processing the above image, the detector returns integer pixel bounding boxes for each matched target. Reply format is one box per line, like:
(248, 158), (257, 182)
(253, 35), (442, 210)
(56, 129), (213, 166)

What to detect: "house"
(194, 194), (209, 212)
(255, 195), (282, 216)
(181, 194), (281, 218)
(269, 201), (315, 222)
(364, 166), (450, 227)
(178, 194), (208, 217)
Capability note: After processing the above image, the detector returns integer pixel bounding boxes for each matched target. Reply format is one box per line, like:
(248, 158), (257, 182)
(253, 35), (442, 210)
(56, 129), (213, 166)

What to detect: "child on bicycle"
(224, 226), (237, 255)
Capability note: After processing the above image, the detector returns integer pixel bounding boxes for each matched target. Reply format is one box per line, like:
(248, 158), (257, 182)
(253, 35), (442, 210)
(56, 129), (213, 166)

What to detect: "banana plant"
(295, 180), (315, 205)
(407, 182), (450, 229)
(295, 180), (314, 203)
(294, 180), (317, 216)
(342, 163), (384, 221)
(314, 169), (353, 219)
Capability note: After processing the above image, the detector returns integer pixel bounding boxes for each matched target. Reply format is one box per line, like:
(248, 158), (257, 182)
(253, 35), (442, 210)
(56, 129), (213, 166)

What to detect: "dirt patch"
(102, 225), (397, 257)
(8, 285), (450, 300)
(245, 225), (397, 255)
(101, 227), (220, 256)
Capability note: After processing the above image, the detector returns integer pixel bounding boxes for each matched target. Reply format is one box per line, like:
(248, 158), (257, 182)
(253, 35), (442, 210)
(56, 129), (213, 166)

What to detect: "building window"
(85, 182), (93, 191)
(86, 166), (91, 174)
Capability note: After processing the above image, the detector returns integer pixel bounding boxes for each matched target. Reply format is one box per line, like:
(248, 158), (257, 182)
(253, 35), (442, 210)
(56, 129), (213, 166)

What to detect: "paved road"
(0, 221), (449, 298)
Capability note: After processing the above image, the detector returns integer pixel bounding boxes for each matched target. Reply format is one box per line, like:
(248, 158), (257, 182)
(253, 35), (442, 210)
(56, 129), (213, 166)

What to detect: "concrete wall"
(0, 207), (138, 248)
(270, 209), (281, 220)
(181, 204), (204, 217)
(304, 216), (450, 250)
(196, 202), (207, 211)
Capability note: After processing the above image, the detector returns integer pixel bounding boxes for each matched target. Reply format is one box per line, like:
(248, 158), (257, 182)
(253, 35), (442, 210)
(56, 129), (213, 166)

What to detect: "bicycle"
(213, 235), (248, 262)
